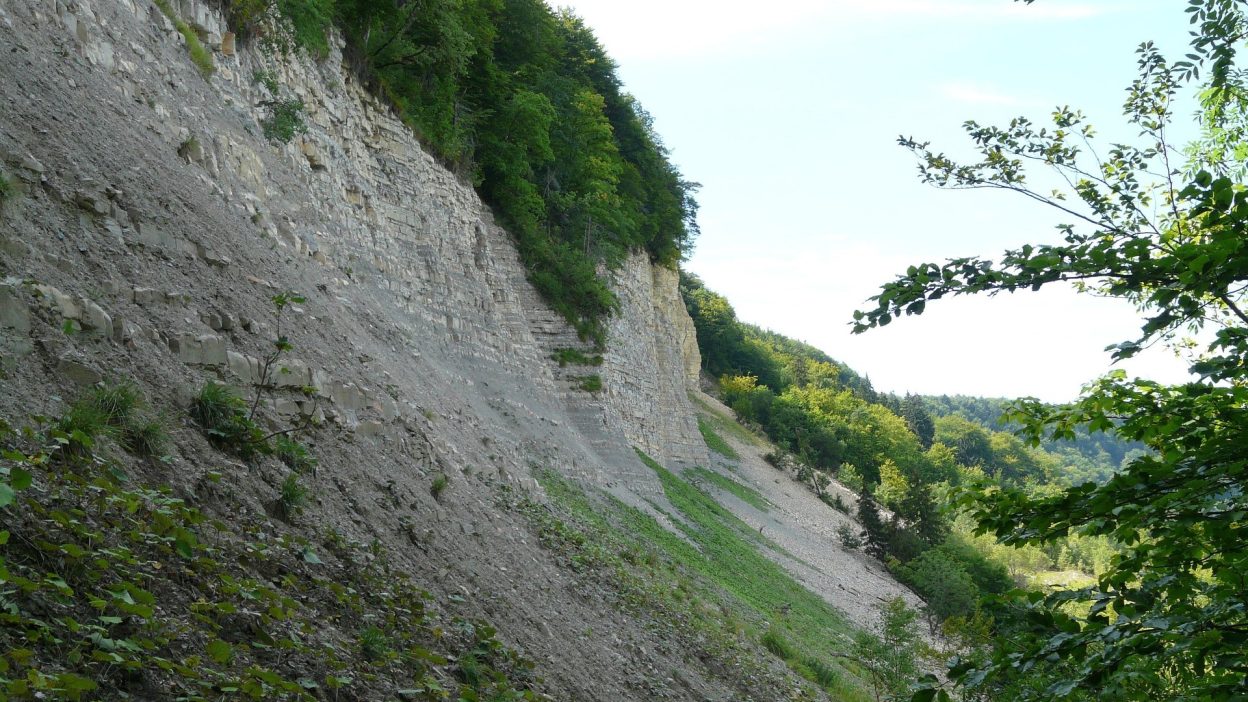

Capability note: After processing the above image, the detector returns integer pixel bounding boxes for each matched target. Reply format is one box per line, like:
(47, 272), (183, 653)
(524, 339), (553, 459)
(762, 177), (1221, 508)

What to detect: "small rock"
(132, 287), (161, 305)
(57, 357), (102, 386)
(79, 298), (112, 334)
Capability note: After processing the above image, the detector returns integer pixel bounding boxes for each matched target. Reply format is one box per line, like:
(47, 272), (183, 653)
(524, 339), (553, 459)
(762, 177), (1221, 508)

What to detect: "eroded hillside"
(0, 1), (920, 700)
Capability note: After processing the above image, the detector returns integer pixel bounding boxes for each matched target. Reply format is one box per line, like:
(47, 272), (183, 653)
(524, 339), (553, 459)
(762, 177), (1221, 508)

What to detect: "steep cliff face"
(0, 0), (706, 502)
(0, 2), (756, 698)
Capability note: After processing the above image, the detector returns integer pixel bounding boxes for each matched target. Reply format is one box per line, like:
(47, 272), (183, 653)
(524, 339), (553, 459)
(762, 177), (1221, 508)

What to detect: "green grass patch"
(697, 416), (739, 460)
(151, 0), (214, 77)
(525, 454), (871, 700)
(552, 347), (603, 367)
(633, 449), (869, 699)
(575, 374), (602, 393)
(692, 394), (766, 447)
(686, 467), (767, 511)
(0, 172), (14, 206)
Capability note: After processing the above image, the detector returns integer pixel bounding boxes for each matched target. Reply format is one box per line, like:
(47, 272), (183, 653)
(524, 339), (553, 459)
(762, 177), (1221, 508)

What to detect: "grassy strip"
(692, 393), (766, 447)
(524, 454), (872, 700)
(633, 449), (872, 700)
(152, 0), (214, 77)
(686, 466), (768, 511)
(697, 416), (740, 460)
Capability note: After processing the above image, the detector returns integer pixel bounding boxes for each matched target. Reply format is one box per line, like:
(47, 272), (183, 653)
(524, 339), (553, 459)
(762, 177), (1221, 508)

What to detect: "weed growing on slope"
(430, 473), (449, 500)
(191, 382), (268, 458)
(633, 449), (875, 700)
(151, 0), (214, 77)
(274, 434), (316, 473)
(687, 466), (767, 511)
(277, 473), (307, 519)
(552, 347), (603, 367)
(697, 416), (739, 460)
(517, 458), (876, 701)
(0, 414), (541, 701)
(0, 173), (14, 206)
(576, 374), (602, 393)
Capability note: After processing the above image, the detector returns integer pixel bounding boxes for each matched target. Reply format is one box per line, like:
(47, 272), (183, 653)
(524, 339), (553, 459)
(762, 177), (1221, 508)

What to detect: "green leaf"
(206, 639), (233, 665)
(9, 467), (32, 490)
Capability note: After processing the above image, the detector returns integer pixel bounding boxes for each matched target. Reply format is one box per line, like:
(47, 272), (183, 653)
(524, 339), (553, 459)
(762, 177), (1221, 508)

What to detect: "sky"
(545, 0), (1198, 402)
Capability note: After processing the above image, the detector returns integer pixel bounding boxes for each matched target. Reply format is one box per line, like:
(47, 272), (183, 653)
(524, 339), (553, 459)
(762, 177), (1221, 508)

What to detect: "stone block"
(112, 317), (141, 344)
(274, 360), (312, 388)
(35, 284), (81, 319)
(356, 420), (384, 438)
(0, 284), (30, 332)
(79, 298), (111, 334)
(197, 334), (227, 366)
(226, 350), (257, 383)
(132, 287), (160, 305)
(57, 357), (101, 386)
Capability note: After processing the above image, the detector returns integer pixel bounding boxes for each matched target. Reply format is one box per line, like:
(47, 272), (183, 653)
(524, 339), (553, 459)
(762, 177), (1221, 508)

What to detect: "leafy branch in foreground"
(855, 3), (1248, 700)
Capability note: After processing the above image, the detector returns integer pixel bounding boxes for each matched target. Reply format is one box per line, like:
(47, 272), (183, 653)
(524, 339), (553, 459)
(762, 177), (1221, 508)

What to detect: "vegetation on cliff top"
(227, 0), (699, 346)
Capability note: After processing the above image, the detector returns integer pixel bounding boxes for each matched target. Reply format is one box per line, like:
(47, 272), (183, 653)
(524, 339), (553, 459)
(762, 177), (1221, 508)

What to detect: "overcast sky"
(546, 0), (1195, 402)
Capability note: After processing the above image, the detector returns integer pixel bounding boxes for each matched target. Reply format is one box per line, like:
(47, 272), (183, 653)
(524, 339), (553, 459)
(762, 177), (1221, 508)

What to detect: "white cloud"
(547, 0), (1115, 61)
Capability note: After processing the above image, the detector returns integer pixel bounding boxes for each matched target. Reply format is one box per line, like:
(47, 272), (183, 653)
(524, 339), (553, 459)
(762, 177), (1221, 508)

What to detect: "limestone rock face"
(0, 0), (706, 503)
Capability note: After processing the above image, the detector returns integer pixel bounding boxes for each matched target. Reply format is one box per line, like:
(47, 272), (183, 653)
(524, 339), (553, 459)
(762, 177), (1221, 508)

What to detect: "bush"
(430, 474), (449, 501)
(552, 348), (603, 367)
(577, 374), (602, 393)
(121, 417), (168, 458)
(261, 98), (308, 144)
(190, 383), (268, 458)
(896, 548), (979, 621)
(837, 522), (861, 550)
(278, 473), (306, 519)
(274, 435), (316, 473)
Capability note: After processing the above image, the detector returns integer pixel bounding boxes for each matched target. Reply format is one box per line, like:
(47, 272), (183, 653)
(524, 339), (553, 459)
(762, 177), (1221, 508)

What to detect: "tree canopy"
(855, 2), (1248, 699)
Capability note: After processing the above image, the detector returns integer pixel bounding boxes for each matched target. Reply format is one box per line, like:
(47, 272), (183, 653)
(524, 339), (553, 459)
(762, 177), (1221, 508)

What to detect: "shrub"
(896, 548), (978, 621)
(252, 69), (280, 95)
(577, 374), (602, 393)
(261, 98), (308, 144)
(358, 626), (389, 662)
(191, 383), (267, 458)
(278, 473), (306, 519)
(274, 435), (316, 473)
(552, 348), (603, 367)
(430, 474), (449, 500)
(836, 522), (861, 550)
(121, 417), (168, 458)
